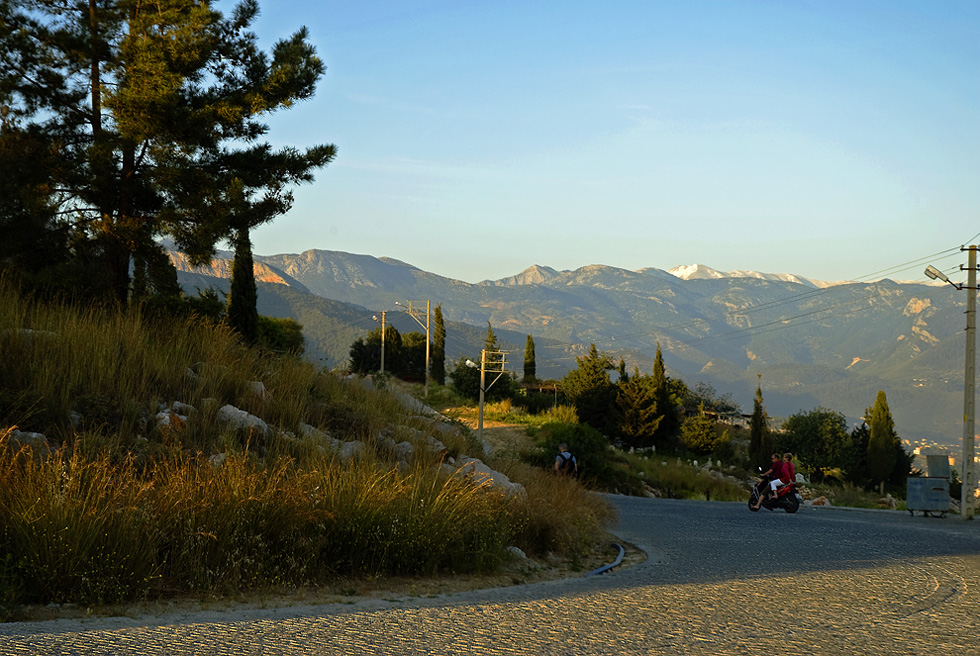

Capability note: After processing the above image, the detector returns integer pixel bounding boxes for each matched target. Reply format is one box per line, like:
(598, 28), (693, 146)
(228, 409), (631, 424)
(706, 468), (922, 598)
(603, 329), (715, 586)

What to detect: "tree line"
(355, 317), (914, 493)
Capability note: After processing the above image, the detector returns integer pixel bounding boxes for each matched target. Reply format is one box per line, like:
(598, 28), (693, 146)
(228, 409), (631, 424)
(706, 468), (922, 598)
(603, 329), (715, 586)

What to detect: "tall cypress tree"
(749, 378), (770, 468)
(523, 334), (536, 382)
(431, 304), (446, 385)
(867, 390), (898, 494)
(227, 226), (258, 344)
(651, 343), (677, 443)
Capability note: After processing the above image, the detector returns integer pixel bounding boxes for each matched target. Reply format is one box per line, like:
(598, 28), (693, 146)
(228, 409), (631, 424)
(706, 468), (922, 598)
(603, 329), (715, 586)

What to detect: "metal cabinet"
(906, 477), (950, 517)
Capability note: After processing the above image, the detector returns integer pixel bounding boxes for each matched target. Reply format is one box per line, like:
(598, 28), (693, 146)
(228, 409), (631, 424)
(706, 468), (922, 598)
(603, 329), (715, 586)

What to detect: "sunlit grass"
(0, 277), (614, 609)
(620, 452), (749, 501)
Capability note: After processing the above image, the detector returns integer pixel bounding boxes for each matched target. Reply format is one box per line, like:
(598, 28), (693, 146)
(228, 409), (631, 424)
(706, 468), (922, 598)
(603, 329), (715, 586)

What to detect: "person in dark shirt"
(752, 453), (784, 509)
(554, 442), (577, 476)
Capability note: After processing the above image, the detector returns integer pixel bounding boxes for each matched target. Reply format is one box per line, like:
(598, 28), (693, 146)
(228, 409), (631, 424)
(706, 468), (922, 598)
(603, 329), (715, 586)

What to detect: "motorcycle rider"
(752, 453), (785, 510)
(767, 452), (796, 500)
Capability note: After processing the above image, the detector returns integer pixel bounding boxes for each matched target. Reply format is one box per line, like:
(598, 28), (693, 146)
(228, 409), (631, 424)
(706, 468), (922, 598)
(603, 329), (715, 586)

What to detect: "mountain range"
(170, 248), (970, 448)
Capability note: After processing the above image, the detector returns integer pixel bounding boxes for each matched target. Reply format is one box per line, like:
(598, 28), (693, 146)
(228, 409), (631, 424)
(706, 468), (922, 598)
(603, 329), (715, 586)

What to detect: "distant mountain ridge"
(169, 248), (967, 448)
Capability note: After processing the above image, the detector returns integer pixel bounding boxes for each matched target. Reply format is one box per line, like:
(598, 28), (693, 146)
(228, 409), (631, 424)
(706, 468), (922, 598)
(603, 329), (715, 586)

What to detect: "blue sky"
(247, 0), (980, 284)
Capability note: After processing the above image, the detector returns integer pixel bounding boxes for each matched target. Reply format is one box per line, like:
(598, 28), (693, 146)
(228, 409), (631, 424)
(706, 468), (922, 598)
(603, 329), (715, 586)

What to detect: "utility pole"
(469, 349), (508, 445)
(926, 246), (979, 519)
(399, 300), (431, 397)
(963, 245), (977, 519)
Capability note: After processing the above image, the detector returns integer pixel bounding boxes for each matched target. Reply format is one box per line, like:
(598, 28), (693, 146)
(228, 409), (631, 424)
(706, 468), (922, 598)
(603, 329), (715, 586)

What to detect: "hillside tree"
(783, 407), (859, 482)
(483, 322), (500, 354)
(748, 379), (772, 468)
(616, 369), (660, 448)
(227, 222), (258, 344)
(680, 403), (728, 455)
(651, 343), (679, 443)
(0, 0), (335, 306)
(562, 344), (617, 435)
(866, 390), (899, 494)
(523, 334), (536, 382)
(431, 305), (446, 385)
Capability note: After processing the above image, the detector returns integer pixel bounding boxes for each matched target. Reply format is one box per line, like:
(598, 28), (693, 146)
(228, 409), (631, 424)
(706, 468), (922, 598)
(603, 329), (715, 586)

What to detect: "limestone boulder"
(445, 456), (526, 500)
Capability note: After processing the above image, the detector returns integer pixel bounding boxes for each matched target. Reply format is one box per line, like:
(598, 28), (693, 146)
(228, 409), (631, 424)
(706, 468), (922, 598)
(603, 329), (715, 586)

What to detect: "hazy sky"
(248, 0), (979, 284)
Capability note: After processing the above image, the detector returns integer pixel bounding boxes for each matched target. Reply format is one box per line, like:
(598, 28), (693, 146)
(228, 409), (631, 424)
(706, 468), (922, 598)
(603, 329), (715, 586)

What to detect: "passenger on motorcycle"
(752, 453), (785, 510)
(781, 453), (795, 489)
(767, 452), (796, 500)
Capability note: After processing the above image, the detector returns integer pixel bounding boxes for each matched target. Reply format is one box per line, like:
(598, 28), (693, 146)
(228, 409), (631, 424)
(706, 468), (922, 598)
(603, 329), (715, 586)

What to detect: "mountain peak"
(669, 264), (725, 280)
(483, 264), (561, 286)
(669, 264), (829, 288)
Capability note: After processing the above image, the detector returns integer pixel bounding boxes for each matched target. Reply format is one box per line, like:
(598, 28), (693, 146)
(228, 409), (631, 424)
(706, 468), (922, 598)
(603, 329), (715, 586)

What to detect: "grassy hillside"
(0, 276), (612, 612)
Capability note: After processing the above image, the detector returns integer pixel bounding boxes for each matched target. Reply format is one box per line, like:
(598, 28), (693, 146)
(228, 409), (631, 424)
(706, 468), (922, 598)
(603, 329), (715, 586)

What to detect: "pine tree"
(0, 0), (335, 305)
(483, 322), (500, 354)
(867, 390), (898, 494)
(562, 344), (617, 435)
(523, 334), (536, 382)
(431, 305), (446, 386)
(617, 370), (661, 448)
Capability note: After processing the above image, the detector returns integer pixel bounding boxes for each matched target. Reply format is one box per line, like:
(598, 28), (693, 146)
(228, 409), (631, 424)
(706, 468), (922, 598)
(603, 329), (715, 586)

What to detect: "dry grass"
(0, 277), (615, 613)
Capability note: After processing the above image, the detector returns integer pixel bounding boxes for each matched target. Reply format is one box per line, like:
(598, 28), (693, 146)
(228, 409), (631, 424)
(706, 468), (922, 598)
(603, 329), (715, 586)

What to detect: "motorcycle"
(748, 473), (801, 513)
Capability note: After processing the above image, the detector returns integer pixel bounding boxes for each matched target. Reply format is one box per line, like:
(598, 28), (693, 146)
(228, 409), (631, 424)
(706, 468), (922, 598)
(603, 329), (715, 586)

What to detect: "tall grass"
(0, 432), (527, 605)
(623, 453), (749, 501)
(0, 277), (613, 608)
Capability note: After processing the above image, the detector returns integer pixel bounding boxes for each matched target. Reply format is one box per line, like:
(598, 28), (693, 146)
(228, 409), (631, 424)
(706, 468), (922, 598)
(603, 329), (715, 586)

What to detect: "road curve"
(2, 496), (979, 655)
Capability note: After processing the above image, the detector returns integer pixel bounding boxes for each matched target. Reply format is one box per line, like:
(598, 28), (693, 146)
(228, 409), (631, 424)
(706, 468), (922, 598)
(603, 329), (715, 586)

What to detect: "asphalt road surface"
(2, 496), (979, 655)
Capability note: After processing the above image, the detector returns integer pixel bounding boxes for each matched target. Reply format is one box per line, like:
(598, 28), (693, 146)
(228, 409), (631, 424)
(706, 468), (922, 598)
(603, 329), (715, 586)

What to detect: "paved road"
(2, 497), (979, 655)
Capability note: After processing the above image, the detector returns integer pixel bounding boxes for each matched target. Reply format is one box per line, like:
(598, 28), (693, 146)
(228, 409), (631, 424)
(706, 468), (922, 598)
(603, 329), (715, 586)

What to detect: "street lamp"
(925, 265), (950, 284)
(372, 312), (386, 375)
(396, 300), (431, 397)
(925, 246), (978, 519)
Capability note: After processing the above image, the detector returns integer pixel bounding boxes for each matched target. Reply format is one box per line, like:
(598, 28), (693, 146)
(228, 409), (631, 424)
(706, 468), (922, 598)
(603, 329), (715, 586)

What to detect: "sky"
(246, 0), (980, 285)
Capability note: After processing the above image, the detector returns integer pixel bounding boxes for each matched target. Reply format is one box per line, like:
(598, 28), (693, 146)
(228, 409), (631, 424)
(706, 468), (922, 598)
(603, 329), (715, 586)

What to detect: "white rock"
(216, 404), (268, 434)
(171, 401), (196, 415)
(506, 546), (528, 560)
(338, 440), (366, 461)
(249, 381), (271, 400)
(391, 440), (414, 461)
(10, 429), (49, 452)
(450, 456), (526, 500)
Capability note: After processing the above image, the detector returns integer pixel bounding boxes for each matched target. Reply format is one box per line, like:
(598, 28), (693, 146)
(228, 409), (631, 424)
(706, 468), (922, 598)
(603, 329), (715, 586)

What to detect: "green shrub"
(524, 422), (614, 486)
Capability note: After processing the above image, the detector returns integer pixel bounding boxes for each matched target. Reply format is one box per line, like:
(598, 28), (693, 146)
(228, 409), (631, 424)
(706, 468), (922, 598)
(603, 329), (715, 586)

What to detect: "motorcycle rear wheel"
(784, 494), (800, 513)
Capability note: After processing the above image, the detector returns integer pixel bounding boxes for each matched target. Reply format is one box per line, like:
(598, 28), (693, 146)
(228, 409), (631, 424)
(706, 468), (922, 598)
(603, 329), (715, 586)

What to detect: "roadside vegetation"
(0, 278), (612, 616)
(421, 325), (920, 510)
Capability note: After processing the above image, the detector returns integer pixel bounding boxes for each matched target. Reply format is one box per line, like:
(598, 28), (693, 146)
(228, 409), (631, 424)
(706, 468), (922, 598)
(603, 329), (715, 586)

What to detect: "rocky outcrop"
(444, 456), (526, 500)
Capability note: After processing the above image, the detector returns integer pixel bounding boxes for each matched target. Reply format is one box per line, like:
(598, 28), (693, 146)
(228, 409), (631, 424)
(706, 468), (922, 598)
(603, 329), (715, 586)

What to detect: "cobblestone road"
(2, 497), (979, 655)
